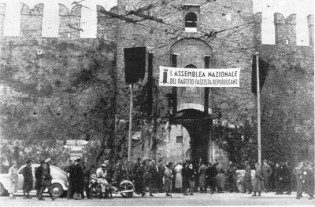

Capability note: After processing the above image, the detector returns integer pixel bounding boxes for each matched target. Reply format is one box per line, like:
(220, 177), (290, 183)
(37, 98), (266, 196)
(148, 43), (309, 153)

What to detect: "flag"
(252, 55), (270, 94)
(124, 47), (146, 84)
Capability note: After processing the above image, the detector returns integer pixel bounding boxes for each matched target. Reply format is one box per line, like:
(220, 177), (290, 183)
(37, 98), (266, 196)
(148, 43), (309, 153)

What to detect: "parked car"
(0, 164), (68, 198)
(236, 169), (255, 192)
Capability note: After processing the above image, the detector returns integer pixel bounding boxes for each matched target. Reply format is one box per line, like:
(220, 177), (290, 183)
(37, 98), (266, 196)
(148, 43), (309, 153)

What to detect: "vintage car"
(0, 164), (68, 198)
(236, 169), (255, 192)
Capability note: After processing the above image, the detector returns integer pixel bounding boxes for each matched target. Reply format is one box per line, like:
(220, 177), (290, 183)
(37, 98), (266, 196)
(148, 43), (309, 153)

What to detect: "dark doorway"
(171, 109), (211, 165)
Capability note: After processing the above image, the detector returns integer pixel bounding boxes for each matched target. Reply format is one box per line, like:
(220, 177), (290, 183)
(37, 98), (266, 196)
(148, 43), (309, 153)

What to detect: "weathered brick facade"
(0, 0), (313, 164)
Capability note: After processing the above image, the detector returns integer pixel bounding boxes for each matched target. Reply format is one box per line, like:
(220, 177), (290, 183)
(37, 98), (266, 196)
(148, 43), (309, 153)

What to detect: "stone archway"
(171, 109), (211, 164)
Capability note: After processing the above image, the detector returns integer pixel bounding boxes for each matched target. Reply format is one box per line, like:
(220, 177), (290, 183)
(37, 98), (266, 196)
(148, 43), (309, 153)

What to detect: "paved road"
(0, 192), (314, 206)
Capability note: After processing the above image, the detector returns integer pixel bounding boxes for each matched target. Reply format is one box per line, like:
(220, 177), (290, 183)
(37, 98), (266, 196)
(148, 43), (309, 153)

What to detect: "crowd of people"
(6, 157), (314, 201)
(8, 159), (55, 200)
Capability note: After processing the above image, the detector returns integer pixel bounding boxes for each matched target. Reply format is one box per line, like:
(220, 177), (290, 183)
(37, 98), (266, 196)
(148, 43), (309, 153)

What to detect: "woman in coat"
(252, 163), (264, 196)
(8, 161), (18, 199)
(174, 162), (183, 192)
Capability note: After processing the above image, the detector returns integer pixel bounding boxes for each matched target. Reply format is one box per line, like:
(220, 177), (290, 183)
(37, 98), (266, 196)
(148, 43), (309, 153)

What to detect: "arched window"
(185, 12), (197, 28)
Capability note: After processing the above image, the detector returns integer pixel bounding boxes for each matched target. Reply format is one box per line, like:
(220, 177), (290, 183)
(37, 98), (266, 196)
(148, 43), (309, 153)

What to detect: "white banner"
(159, 66), (240, 87)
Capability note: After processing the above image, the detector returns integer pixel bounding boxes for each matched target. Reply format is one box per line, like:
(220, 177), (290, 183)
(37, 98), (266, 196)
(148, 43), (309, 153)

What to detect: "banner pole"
(127, 84), (133, 162)
(256, 52), (262, 165)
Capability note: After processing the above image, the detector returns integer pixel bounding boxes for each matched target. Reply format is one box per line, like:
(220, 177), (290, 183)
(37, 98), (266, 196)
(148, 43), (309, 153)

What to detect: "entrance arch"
(169, 38), (214, 164)
(172, 109), (212, 164)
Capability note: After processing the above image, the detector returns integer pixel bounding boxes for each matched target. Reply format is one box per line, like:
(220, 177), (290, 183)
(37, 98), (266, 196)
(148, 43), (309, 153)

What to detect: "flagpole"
(256, 52), (262, 165)
(127, 84), (133, 162)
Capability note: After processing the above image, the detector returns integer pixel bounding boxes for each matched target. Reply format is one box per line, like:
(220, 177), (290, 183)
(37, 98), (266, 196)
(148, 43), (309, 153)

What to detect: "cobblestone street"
(0, 192), (314, 206)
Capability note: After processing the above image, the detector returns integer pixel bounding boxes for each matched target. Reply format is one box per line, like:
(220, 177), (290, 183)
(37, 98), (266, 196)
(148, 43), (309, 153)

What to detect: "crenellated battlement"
(253, 0), (314, 46)
(0, 0), (117, 38)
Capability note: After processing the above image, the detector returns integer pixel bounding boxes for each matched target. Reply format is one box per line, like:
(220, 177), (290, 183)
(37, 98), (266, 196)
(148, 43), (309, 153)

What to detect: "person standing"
(283, 162), (292, 195)
(133, 158), (145, 196)
(65, 159), (75, 199)
(227, 161), (238, 193)
(182, 161), (189, 195)
(21, 159), (33, 199)
(243, 161), (252, 194)
(198, 161), (208, 193)
(207, 162), (218, 194)
(305, 162), (314, 199)
(274, 163), (284, 195)
(216, 161), (226, 193)
(73, 159), (84, 199)
(261, 159), (272, 193)
(143, 159), (154, 197)
(8, 161), (18, 199)
(252, 163), (264, 196)
(187, 163), (196, 195)
(174, 162), (183, 192)
(35, 161), (45, 198)
(38, 162), (55, 200)
(82, 159), (91, 199)
(293, 162), (307, 199)
(164, 162), (173, 196)
(156, 159), (165, 193)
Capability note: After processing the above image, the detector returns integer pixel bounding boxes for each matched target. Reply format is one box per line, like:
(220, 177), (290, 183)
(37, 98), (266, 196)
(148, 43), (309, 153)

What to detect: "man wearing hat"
(72, 158), (84, 199)
(21, 159), (33, 199)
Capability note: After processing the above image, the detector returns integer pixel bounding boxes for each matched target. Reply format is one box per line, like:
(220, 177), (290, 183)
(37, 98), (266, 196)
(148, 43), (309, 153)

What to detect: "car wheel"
(0, 182), (8, 196)
(50, 183), (64, 198)
(120, 182), (134, 198)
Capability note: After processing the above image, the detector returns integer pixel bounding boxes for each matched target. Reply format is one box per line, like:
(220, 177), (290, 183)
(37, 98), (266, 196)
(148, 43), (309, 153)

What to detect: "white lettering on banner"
(159, 66), (240, 88)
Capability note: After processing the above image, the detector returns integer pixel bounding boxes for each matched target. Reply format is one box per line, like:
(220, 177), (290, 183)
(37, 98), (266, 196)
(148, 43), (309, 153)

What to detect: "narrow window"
(185, 12), (197, 32)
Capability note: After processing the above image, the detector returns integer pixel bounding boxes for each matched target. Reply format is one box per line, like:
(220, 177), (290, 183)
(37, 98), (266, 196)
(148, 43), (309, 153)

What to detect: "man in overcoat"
(35, 160), (45, 198)
(261, 159), (272, 192)
(21, 159), (33, 199)
(72, 159), (84, 199)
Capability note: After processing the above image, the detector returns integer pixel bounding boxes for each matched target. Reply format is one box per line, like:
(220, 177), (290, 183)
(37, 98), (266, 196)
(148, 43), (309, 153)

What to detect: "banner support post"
(255, 52), (262, 166)
(127, 84), (133, 162)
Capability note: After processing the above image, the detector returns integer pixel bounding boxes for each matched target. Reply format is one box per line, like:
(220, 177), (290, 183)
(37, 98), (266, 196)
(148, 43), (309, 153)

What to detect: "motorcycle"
(89, 174), (134, 198)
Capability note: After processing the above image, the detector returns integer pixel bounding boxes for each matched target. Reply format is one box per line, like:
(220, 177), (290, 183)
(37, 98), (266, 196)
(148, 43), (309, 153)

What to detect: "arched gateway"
(168, 38), (215, 164)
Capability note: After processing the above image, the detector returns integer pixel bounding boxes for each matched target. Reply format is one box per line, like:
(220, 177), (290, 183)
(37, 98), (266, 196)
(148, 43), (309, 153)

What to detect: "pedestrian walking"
(21, 159), (33, 199)
(174, 162), (183, 192)
(252, 163), (263, 196)
(187, 163), (196, 195)
(261, 159), (272, 192)
(38, 162), (55, 200)
(8, 161), (18, 199)
(243, 161), (252, 194)
(198, 161), (208, 193)
(164, 162), (173, 196)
